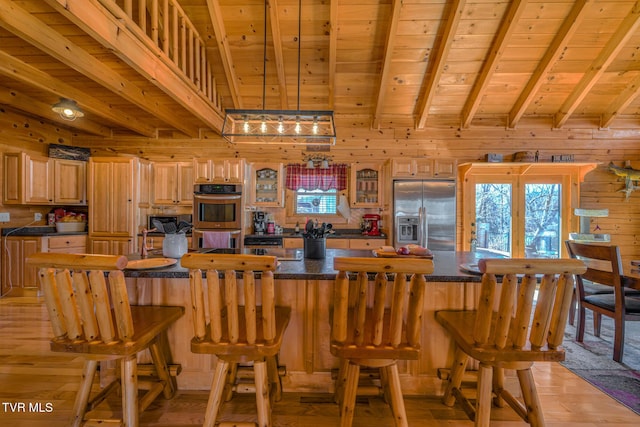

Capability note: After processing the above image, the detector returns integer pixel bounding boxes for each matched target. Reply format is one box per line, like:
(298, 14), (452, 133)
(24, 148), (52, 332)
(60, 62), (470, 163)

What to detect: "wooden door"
(350, 163), (382, 207)
(111, 161), (134, 236)
(88, 160), (112, 235)
(153, 162), (179, 205)
(54, 159), (86, 205)
(2, 239), (21, 295)
(391, 158), (415, 178)
(89, 238), (133, 255)
(22, 238), (40, 288)
(177, 162), (194, 204)
(138, 159), (151, 207)
(415, 159), (434, 177)
(3, 153), (22, 204)
(226, 159), (244, 183)
(25, 155), (53, 204)
(89, 158), (135, 237)
(193, 158), (212, 183)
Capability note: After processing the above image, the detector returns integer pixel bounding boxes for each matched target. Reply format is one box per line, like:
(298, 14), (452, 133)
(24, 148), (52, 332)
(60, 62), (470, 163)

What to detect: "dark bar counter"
(124, 249), (491, 393)
(123, 248), (487, 281)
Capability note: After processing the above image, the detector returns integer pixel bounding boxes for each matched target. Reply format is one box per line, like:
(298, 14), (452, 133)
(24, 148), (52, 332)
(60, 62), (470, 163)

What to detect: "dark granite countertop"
(124, 249), (487, 282)
(245, 231), (387, 240)
(1, 226), (88, 237)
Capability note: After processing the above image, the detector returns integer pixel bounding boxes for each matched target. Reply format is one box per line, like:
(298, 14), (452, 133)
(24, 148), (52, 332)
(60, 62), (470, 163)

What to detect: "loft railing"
(100, 0), (221, 110)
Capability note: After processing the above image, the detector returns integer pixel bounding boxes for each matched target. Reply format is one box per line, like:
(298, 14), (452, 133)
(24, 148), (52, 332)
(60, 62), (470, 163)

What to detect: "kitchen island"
(124, 249), (487, 395)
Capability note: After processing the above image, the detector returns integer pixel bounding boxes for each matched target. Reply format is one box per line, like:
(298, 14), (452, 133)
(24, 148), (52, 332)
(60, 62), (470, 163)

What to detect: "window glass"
(295, 189), (337, 214)
(475, 183), (512, 256)
(524, 183), (561, 258)
(474, 181), (562, 258)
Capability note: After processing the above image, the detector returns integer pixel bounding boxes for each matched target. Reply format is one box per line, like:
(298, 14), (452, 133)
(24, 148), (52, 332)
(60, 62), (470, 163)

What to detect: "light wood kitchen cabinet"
(326, 239), (349, 249)
(54, 159), (87, 205)
(88, 157), (140, 256)
(348, 238), (386, 250)
(152, 162), (193, 206)
(391, 158), (456, 179)
(1, 236), (41, 295)
(3, 153), (86, 205)
(42, 235), (87, 254)
(89, 238), (134, 256)
(138, 159), (151, 207)
(283, 238), (385, 250)
(249, 163), (284, 207)
(1, 234), (91, 294)
(193, 158), (244, 184)
(350, 163), (382, 207)
(283, 238), (303, 249)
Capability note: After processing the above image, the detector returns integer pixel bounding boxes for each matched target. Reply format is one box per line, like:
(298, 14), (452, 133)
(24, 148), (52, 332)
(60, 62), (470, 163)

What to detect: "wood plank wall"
(1, 108), (638, 266)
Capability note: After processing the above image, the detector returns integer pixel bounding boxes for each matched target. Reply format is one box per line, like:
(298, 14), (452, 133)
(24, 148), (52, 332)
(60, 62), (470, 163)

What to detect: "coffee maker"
(253, 211), (267, 235)
(362, 214), (381, 236)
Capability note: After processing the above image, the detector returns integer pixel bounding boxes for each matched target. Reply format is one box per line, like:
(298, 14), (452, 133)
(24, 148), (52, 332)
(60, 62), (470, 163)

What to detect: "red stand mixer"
(362, 214), (381, 236)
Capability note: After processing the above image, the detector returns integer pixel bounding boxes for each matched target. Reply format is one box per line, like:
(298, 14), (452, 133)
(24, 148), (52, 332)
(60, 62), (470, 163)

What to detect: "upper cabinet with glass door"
(250, 163), (284, 207)
(350, 163), (382, 207)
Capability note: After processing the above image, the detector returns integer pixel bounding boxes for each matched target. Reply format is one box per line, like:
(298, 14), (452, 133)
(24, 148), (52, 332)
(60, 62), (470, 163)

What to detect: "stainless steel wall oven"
(192, 183), (243, 249)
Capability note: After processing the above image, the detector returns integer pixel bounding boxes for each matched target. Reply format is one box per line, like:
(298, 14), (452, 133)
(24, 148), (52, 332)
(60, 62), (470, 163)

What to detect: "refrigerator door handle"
(418, 207), (428, 247)
(423, 208), (428, 248)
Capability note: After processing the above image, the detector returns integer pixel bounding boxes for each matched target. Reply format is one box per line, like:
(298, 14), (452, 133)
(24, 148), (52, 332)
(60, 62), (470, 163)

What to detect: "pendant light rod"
(221, 0), (336, 145)
(262, 0), (268, 110)
(297, 0), (301, 110)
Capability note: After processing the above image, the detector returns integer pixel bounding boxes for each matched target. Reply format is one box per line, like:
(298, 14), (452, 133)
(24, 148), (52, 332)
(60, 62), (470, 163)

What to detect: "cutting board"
(372, 248), (433, 259)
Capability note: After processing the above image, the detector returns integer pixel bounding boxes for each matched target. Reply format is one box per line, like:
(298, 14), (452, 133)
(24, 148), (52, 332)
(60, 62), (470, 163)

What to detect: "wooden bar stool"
(331, 257), (435, 427)
(180, 253), (291, 427)
(436, 258), (586, 427)
(26, 252), (185, 427)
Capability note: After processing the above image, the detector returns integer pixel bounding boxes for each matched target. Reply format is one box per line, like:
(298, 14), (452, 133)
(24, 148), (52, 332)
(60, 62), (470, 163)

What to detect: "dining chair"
(331, 256), (435, 427)
(565, 241), (640, 362)
(26, 252), (184, 427)
(436, 258), (586, 427)
(180, 253), (291, 427)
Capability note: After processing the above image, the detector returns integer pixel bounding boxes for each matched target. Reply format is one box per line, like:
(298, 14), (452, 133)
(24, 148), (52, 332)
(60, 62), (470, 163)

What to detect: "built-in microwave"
(193, 184), (242, 230)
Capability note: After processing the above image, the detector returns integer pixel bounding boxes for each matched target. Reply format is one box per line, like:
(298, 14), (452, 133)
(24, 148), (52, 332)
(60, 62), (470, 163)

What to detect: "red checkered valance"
(285, 164), (348, 191)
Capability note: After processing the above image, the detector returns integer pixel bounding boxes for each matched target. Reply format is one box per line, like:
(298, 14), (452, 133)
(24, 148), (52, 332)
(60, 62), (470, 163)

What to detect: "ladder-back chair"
(180, 253), (291, 427)
(26, 252), (184, 427)
(331, 256), (435, 427)
(565, 241), (640, 362)
(436, 258), (586, 427)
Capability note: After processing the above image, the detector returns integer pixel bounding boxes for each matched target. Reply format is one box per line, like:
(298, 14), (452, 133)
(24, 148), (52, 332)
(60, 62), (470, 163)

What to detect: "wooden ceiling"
(2, 0), (640, 139)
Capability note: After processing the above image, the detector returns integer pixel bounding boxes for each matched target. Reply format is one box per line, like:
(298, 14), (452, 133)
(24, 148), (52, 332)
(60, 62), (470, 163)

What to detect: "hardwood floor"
(0, 291), (638, 426)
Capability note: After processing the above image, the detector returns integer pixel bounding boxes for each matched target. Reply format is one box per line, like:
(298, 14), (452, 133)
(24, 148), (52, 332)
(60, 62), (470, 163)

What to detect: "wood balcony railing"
(101, 0), (221, 111)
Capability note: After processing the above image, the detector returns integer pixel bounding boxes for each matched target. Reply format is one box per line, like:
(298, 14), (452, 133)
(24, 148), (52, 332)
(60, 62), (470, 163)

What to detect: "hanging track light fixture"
(221, 0), (336, 145)
(51, 98), (84, 121)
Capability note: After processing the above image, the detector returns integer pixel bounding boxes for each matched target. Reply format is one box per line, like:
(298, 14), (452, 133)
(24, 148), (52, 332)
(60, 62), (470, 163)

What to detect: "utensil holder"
(304, 237), (326, 259)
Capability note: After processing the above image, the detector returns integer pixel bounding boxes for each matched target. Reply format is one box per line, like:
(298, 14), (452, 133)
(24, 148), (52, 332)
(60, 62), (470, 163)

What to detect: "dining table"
(624, 261), (640, 290)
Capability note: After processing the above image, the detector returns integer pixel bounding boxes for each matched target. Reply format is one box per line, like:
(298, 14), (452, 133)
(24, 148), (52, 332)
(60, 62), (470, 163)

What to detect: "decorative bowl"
(55, 222), (86, 232)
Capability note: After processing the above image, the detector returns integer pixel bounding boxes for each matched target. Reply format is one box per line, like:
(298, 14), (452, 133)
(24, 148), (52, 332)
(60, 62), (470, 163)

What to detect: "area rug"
(561, 314), (640, 415)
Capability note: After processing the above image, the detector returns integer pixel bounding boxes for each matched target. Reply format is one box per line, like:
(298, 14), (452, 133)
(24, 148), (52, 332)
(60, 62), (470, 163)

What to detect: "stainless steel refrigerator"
(393, 180), (456, 251)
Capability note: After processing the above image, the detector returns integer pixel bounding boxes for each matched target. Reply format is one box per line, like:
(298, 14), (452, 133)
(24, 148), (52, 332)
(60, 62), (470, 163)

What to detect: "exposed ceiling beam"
(508, 0), (591, 128)
(0, 51), (157, 137)
(372, 0), (402, 130)
(461, 0), (527, 128)
(328, 0), (337, 110)
(0, 88), (112, 137)
(0, 0), (198, 138)
(43, 0), (225, 132)
(415, 0), (466, 129)
(554, 0), (640, 128)
(206, 0), (242, 108)
(268, 0), (289, 109)
(600, 73), (640, 128)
